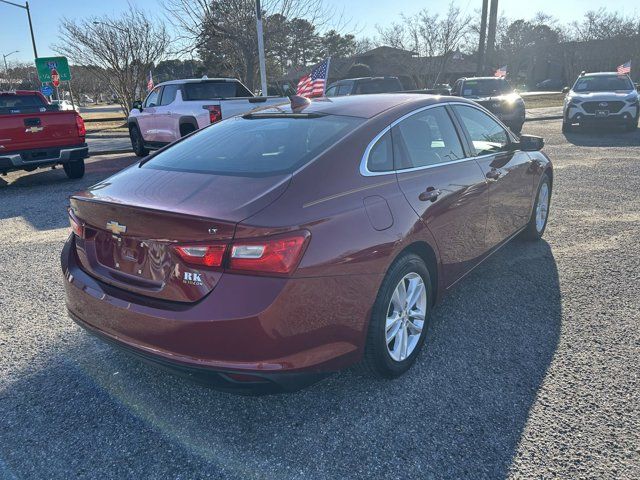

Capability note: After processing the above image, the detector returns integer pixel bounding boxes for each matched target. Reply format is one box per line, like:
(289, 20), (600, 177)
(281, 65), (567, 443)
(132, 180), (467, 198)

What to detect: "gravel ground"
(0, 119), (638, 479)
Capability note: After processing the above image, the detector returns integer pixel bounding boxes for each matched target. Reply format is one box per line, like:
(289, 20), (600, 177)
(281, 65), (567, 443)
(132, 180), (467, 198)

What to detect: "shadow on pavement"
(564, 125), (640, 147)
(0, 240), (561, 479)
(0, 155), (137, 231)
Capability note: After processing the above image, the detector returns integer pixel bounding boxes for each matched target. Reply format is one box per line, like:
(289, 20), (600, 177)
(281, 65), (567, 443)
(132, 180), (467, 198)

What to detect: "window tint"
(325, 85), (338, 97)
(0, 94), (46, 111)
(453, 105), (509, 156)
(355, 79), (401, 94)
(183, 81), (252, 99)
(392, 106), (465, 169)
(160, 84), (179, 105)
(143, 115), (363, 177)
(144, 87), (161, 107)
(367, 131), (393, 172)
(337, 83), (353, 96)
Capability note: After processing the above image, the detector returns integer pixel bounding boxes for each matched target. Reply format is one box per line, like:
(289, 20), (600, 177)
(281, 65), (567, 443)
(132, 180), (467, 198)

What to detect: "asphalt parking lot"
(0, 119), (638, 479)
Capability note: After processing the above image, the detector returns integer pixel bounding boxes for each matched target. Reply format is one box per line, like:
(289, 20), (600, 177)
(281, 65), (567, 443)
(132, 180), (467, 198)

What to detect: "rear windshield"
(573, 75), (633, 92)
(142, 115), (364, 177)
(182, 81), (253, 100)
(0, 94), (50, 113)
(355, 79), (401, 95)
(462, 79), (512, 97)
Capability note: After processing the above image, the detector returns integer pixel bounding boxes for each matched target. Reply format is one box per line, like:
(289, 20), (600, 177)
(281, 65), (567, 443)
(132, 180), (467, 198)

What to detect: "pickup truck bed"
(1, 91), (88, 179)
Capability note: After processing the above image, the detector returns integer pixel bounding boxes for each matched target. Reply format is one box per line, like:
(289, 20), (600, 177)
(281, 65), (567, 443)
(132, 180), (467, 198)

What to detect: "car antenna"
(288, 94), (311, 112)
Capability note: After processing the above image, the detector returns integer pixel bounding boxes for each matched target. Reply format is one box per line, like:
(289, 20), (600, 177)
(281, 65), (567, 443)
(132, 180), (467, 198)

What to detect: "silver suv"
(562, 72), (639, 132)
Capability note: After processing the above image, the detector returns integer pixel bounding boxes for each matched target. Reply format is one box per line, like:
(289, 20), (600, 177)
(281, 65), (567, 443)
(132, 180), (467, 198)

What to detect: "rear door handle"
(419, 188), (441, 202)
(486, 169), (502, 180)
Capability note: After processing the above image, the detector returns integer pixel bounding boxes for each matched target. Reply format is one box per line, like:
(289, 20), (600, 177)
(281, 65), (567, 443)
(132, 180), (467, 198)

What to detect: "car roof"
(158, 78), (239, 86)
(581, 72), (627, 77)
(462, 77), (505, 81)
(253, 93), (473, 119)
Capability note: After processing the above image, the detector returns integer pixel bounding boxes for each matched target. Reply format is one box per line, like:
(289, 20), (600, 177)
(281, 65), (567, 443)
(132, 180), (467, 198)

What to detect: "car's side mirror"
(562, 86), (570, 94)
(512, 134), (544, 152)
(132, 100), (143, 111)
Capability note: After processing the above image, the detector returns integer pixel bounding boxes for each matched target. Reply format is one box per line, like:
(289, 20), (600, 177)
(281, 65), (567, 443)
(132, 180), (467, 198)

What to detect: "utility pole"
(2, 50), (19, 89)
(0, 1), (38, 60)
(255, 0), (268, 96)
(485, 0), (499, 72)
(476, 0), (489, 75)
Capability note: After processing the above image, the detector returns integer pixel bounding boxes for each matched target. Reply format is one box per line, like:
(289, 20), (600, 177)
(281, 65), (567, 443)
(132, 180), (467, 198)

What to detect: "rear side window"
(367, 131), (393, 172)
(337, 83), (353, 96)
(143, 115), (363, 177)
(183, 81), (253, 100)
(453, 105), (509, 156)
(392, 106), (465, 169)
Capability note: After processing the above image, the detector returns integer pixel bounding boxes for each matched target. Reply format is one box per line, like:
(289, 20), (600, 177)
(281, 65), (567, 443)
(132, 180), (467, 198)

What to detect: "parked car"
(562, 72), (639, 132)
(63, 93), (553, 394)
(534, 79), (566, 91)
(325, 77), (404, 97)
(127, 77), (287, 157)
(51, 99), (78, 112)
(0, 90), (88, 178)
(452, 77), (526, 133)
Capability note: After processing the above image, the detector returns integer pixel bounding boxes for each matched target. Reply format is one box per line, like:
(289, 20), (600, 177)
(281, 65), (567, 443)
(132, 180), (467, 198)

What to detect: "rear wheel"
(625, 119), (638, 132)
(63, 159), (85, 179)
(129, 125), (149, 157)
(561, 121), (573, 133)
(361, 253), (432, 378)
(521, 173), (551, 241)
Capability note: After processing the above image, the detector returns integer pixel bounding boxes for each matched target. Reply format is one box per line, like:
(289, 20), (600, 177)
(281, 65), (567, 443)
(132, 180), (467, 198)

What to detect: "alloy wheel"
(536, 182), (550, 233)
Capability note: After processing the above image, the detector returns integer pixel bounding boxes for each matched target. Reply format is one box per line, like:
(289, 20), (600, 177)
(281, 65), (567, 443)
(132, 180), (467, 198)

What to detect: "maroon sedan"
(62, 94), (552, 393)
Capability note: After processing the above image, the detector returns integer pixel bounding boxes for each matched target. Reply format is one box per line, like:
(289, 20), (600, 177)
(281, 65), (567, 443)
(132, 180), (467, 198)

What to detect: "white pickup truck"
(127, 77), (287, 156)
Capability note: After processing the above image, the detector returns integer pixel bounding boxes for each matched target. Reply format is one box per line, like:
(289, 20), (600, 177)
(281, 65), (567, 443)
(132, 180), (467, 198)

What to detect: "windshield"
(142, 115), (364, 177)
(462, 79), (512, 97)
(183, 81), (253, 100)
(573, 75), (633, 92)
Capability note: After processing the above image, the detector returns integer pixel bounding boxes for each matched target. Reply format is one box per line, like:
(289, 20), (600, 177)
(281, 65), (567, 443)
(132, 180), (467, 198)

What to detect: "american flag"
(147, 71), (154, 92)
(617, 61), (631, 75)
(297, 58), (330, 98)
(494, 65), (507, 78)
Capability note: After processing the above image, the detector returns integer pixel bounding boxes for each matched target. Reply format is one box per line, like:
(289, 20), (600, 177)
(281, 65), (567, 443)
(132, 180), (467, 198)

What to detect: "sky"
(1, 0), (638, 64)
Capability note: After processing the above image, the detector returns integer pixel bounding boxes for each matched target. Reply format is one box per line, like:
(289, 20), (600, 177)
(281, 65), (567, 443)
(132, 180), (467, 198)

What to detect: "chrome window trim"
(359, 101), (512, 177)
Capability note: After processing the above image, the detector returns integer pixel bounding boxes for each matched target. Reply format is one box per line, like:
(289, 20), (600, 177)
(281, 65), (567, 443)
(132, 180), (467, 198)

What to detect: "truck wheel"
(63, 160), (85, 179)
(129, 125), (149, 157)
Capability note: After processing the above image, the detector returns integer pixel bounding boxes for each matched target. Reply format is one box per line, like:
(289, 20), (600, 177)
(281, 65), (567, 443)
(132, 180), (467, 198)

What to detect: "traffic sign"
(51, 68), (60, 87)
(35, 57), (71, 83)
(41, 85), (53, 96)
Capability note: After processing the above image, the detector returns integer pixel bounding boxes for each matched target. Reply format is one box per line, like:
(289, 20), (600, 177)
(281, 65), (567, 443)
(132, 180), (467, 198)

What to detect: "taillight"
(203, 105), (222, 124)
(228, 232), (310, 275)
(75, 115), (86, 137)
(174, 244), (226, 267)
(68, 210), (84, 238)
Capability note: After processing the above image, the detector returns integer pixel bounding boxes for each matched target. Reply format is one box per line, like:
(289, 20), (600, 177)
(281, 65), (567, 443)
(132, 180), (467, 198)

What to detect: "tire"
(521, 173), (551, 241)
(360, 253), (433, 378)
(63, 159), (85, 179)
(561, 121), (572, 133)
(180, 123), (197, 137)
(129, 124), (149, 157)
(625, 120), (638, 132)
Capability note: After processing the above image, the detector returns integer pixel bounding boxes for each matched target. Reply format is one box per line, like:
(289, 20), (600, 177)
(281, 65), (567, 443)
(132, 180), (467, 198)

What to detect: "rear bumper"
(61, 235), (379, 393)
(0, 144), (89, 172)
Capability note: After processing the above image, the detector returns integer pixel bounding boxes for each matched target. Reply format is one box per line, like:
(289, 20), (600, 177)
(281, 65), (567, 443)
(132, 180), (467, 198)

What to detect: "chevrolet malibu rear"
(62, 94), (552, 393)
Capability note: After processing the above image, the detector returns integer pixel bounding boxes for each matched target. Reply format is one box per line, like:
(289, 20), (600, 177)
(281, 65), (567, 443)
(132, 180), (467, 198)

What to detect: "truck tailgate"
(0, 111), (82, 152)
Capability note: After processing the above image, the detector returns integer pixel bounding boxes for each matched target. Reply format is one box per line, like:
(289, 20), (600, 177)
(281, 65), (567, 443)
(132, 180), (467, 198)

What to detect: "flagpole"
(324, 57), (331, 95)
(256, 0), (268, 96)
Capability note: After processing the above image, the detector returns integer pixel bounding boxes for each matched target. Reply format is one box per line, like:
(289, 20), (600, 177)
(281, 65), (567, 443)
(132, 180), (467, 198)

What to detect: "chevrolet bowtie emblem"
(25, 126), (44, 133)
(106, 221), (127, 235)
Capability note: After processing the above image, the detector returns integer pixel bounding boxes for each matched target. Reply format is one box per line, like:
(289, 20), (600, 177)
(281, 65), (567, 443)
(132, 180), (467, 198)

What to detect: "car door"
(137, 86), (162, 143)
(451, 104), (535, 250)
(153, 84), (179, 144)
(393, 105), (489, 286)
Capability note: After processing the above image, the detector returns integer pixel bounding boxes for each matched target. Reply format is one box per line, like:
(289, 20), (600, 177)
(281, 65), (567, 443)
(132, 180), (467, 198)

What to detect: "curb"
(525, 115), (563, 122)
(90, 149), (133, 156)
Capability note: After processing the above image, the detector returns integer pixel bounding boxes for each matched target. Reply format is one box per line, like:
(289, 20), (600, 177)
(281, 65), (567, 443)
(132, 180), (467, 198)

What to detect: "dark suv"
(452, 77), (525, 133)
(325, 77), (403, 97)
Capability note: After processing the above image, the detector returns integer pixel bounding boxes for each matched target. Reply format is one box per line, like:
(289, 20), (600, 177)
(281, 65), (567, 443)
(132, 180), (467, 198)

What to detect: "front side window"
(142, 114), (363, 177)
(366, 130), (393, 172)
(337, 83), (353, 96)
(453, 105), (509, 156)
(392, 106), (465, 169)
(160, 84), (179, 105)
(325, 85), (338, 97)
(144, 87), (161, 107)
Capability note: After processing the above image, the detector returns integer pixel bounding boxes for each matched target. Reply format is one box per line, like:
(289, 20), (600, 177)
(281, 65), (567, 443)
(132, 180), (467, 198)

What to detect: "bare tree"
(570, 9), (640, 41)
(54, 4), (171, 114)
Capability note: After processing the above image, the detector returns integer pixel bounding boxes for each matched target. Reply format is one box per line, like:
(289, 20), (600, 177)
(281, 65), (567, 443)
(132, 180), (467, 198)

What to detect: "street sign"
(51, 69), (60, 87)
(41, 85), (53, 96)
(35, 57), (71, 83)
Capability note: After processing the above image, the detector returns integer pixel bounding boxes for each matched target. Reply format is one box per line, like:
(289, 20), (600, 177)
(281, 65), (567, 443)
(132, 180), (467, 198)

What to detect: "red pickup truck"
(0, 90), (88, 179)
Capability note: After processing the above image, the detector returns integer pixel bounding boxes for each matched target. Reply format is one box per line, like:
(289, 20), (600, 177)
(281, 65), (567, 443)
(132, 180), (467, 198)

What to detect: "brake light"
(228, 232), (309, 275)
(75, 115), (86, 137)
(174, 244), (226, 267)
(68, 210), (84, 238)
(203, 105), (222, 124)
